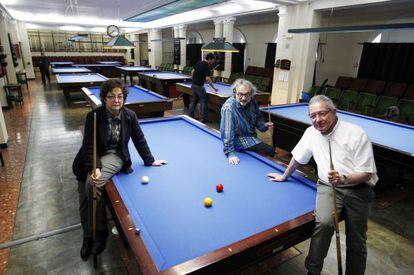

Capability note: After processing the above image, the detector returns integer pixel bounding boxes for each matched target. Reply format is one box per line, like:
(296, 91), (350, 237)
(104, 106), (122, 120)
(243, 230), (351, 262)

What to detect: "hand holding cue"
(92, 112), (98, 268)
(267, 103), (273, 135)
(329, 140), (343, 275)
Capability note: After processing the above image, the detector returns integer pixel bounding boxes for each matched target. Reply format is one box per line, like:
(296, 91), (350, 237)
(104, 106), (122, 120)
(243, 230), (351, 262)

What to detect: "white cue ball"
(141, 176), (150, 184)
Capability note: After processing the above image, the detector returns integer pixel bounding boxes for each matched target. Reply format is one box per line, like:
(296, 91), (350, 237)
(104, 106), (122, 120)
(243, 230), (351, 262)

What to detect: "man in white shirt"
(267, 95), (377, 275)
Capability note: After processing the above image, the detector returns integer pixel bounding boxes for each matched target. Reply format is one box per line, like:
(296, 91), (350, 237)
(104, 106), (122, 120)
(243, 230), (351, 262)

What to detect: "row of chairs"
(334, 76), (414, 100)
(180, 66), (193, 75)
(307, 85), (414, 125)
(157, 63), (176, 72)
(226, 72), (271, 92)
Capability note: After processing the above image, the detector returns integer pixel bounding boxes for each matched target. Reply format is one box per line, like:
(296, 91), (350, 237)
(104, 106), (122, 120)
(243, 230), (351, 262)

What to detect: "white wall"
(237, 22), (278, 68)
(316, 10), (414, 87)
(196, 29), (214, 46)
(191, 22), (278, 69)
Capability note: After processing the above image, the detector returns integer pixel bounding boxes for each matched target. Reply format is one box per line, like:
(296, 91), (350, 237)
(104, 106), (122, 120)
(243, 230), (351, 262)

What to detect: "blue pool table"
(97, 61), (122, 65)
(116, 66), (157, 84)
(81, 85), (173, 118)
(56, 73), (108, 106)
(138, 71), (191, 98)
(176, 82), (270, 112)
(105, 116), (317, 274)
(50, 61), (74, 67)
(52, 67), (91, 74)
(261, 103), (414, 171)
(73, 63), (121, 78)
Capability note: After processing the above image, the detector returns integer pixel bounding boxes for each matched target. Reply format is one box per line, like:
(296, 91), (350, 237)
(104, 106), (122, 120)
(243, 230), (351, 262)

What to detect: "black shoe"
(80, 238), (93, 261)
(92, 241), (106, 255)
(307, 272), (320, 275)
(125, 166), (134, 174)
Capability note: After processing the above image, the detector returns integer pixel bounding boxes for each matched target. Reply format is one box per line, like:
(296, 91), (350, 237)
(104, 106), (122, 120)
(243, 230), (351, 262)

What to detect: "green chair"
(373, 95), (398, 117)
(4, 83), (23, 108)
(324, 87), (342, 103)
(337, 89), (359, 110)
(260, 77), (271, 87)
(354, 93), (377, 114)
(397, 99), (414, 125)
(181, 66), (192, 75)
(16, 71), (29, 90)
(158, 63), (166, 70)
(308, 86), (321, 97)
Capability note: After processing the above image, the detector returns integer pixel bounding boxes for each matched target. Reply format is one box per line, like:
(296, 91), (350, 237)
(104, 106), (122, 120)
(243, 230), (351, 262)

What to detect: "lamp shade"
(202, 41), (238, 53)
(106, 36), (134, 48)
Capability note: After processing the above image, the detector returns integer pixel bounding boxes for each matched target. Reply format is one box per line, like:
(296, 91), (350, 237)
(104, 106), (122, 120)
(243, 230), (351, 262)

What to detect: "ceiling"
(0, 0), (283, 32)
(2, 0), (412, 34)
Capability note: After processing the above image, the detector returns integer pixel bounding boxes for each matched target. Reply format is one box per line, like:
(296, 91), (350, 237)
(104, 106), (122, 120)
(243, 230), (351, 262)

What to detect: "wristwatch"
(343, 174), (349, 185)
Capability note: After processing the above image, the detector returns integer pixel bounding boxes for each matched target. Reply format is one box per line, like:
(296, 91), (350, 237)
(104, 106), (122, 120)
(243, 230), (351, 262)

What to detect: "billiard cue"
(92, 112), (98, 268)
(267, 103), (273, 141)
(267, 103), (272, 125)
(329, 139), (343, 275)
(210, 64), (220, 72)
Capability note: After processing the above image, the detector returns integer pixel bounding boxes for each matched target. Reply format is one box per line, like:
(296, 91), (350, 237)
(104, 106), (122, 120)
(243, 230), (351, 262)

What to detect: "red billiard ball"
(216, 184), (224, 192)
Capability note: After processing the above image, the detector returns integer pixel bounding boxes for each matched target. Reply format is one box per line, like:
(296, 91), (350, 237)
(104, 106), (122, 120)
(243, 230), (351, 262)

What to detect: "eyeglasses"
(106, 94), (124, 101)
(309, 110), (331, 120)
(235, 92), (252, 99)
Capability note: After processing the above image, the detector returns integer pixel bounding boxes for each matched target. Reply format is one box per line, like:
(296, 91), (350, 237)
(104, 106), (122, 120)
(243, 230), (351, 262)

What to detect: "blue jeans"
(189, 84), (209, 122)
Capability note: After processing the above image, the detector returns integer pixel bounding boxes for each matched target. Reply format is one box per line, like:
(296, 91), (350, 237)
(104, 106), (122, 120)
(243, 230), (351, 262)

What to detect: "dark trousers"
(305, 181), (375, 275)
(78, 152), (123, 239)
(245, 142), (275, 157)
(40, 68), (50, 83)
(189, 84), (209, 122)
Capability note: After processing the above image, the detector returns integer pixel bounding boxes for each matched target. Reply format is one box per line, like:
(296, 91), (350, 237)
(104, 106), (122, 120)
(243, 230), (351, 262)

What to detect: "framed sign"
(173, 38), (180, 65)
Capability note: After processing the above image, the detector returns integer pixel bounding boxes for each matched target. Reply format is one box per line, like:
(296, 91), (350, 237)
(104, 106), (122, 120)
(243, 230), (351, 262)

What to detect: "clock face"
(107, 25), (120, 38)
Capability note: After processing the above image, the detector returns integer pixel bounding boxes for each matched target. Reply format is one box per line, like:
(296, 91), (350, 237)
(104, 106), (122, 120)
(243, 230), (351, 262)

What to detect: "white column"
(214, 19), (223, 38)
(0, 94), (8, 144)
(0, 14), (9, 143)
(133, 33), (141, 66)
(8, 20), (23, 73)
(222, 17), (235, 79)
(271, 5), (321, 104)
(175, 25), (187, 71)
(213, 19), (223, 78)
(0, 13), (17, 83)
(17, 21), (35, 79)
(149, 29), (162, 69)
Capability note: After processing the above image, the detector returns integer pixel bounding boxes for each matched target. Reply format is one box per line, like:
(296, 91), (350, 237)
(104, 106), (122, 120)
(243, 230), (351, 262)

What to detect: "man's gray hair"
(231, 78), (257, 96)
(309, 95), (336, 111)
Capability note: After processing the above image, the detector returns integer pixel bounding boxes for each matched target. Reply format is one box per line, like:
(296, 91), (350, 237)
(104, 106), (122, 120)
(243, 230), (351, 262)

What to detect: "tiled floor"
(0, 78), (413, 275)
(0, 82), (35, 274)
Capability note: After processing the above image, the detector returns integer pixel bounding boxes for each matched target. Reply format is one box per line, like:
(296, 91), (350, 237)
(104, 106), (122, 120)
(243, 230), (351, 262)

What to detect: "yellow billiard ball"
(204, 197), (213, 207)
